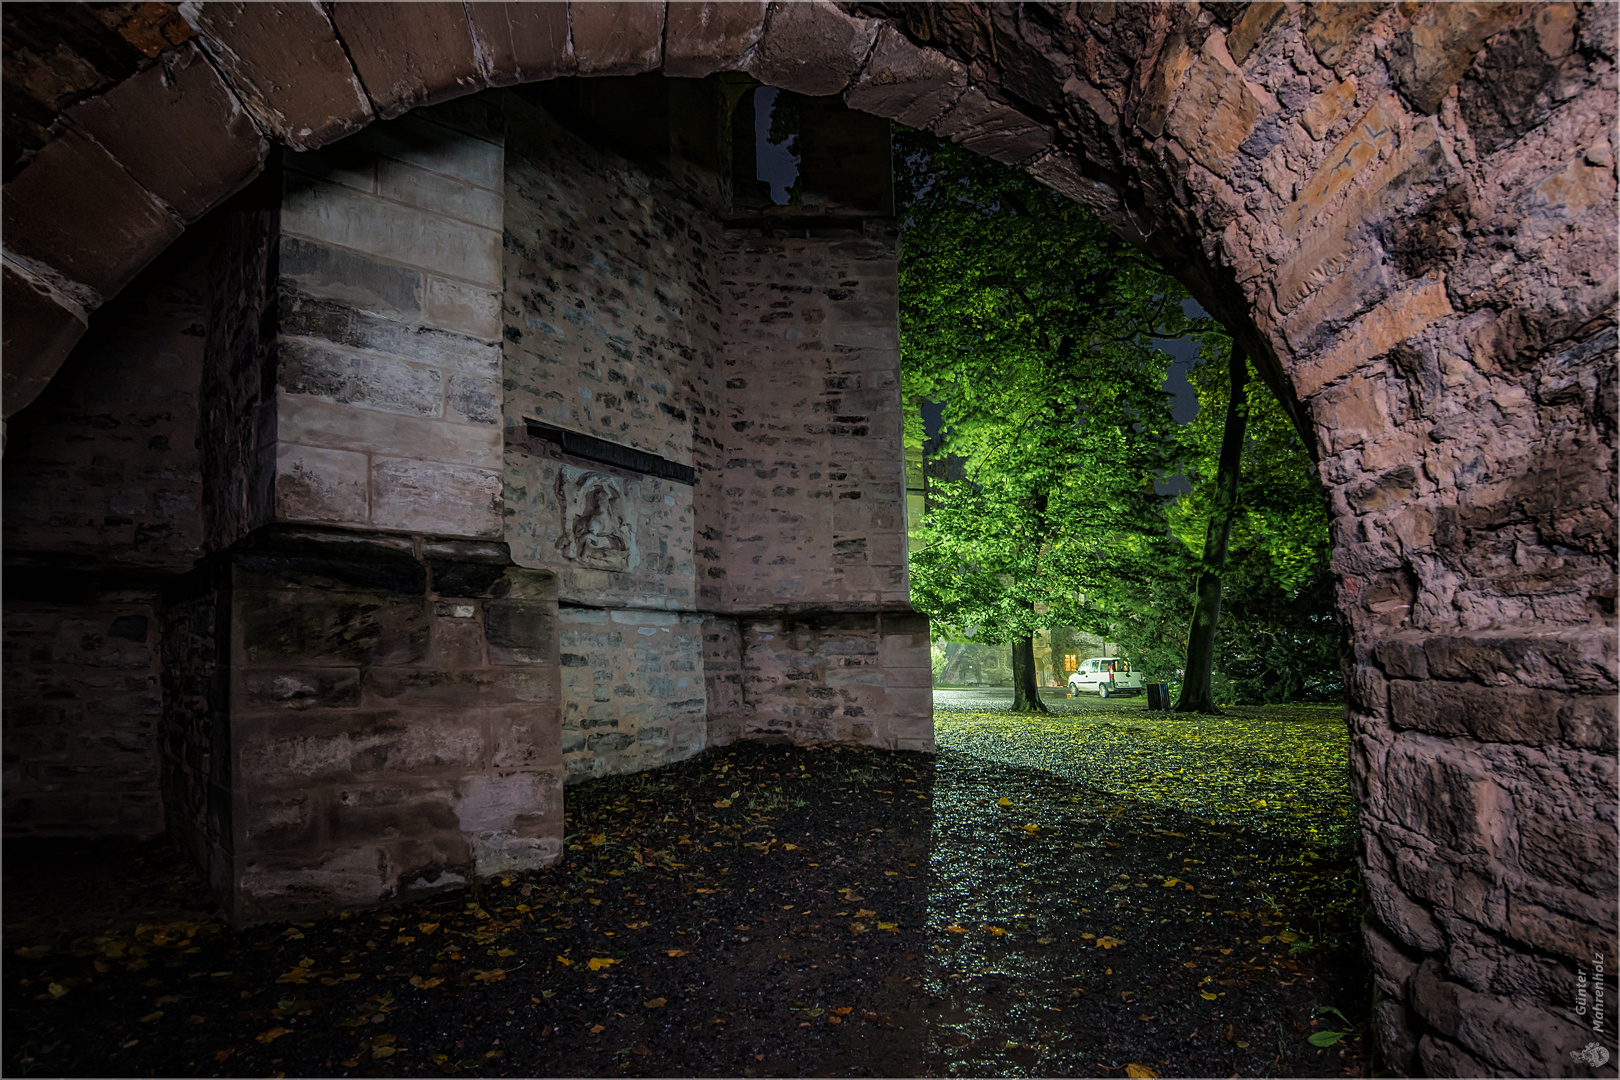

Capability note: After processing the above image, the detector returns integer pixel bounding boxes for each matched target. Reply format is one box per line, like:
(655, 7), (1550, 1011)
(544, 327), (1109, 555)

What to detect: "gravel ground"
(4, 705), (1369, 1078)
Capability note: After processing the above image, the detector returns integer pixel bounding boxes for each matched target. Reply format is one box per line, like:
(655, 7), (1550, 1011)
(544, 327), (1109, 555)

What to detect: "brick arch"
(2, 3), (1614, 1075)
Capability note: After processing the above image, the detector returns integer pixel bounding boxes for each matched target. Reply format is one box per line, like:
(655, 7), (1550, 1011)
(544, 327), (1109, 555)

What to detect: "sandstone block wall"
(735, 611), (931, 751)
(2, 228), (218, 841)
(161, 527), (562, 925)
(2, 589), (165, 838)
(710, 227), (910, 612)
(276, 99), (506, 540)
(557, 607), (707, 783)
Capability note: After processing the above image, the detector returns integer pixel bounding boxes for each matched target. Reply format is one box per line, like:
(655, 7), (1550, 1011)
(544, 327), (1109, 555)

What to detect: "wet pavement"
(5, 704), (1368, 1078)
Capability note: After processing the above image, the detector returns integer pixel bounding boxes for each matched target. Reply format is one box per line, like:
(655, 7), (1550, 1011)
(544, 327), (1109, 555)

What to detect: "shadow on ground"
(4, 704), (1369, 1078)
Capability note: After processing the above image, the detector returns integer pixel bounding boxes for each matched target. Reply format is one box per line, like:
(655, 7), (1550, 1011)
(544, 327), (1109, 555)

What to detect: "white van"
(1067, 657), (1144, 699)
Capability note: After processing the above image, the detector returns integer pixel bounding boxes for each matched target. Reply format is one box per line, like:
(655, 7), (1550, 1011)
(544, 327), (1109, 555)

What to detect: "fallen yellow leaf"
(556, 956), (574, 966)
(587, 957), (618, 971)
(997, 798), (1013, 806)
(590, 1024), (605, 1034)
(1201, 991), (1218, 1000)
(256, 1027), (292, 1043)
(473, 969), (506, 983)
(1277, 930), (1300, 943)
(712, 799), (732, 808)
(877, 921), (898, 931)
(666, 949), (689, 957)
(46, 982), (68, 998)
(1125, 1065), (1160, 1078)
(417, 923), (439, 935)
(1095, 936), (1124, 949)
(275, 968), (310, 985)
(855, 909), (877, 918)
(408, 976), (443, 989)
(1022, 823), (1039, 833)
(946, 924), (968, 934)
(644, 997), (666, 1008)
(15, 945), (49, 959)
(831, 1006), (853, 1015)
(139, 1010), (163, 1023)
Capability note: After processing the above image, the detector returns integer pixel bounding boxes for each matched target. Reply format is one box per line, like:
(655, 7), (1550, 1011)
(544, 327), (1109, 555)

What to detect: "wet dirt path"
(4, 703), (1369, 1078)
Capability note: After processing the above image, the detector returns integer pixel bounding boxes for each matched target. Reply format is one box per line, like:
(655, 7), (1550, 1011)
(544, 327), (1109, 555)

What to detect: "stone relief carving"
(554, 465), (633, 571)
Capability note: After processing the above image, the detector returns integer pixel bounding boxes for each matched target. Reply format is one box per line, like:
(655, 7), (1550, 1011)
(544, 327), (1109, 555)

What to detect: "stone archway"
(2, 4), (1614, 1075)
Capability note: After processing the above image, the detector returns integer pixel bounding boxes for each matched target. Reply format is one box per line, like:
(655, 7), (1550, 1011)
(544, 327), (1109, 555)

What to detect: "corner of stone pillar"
(163, 525), (563, 925)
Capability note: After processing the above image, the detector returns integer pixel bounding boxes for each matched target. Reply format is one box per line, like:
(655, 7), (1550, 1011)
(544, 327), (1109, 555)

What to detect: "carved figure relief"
(554, 466), (633, 571)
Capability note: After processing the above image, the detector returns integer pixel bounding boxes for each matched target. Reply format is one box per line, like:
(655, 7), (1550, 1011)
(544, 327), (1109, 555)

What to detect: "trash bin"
(1146, 682), (1171, 710)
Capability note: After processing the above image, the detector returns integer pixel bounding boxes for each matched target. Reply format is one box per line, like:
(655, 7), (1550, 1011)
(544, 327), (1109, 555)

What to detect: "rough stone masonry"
(0, 3), (1614, 1075)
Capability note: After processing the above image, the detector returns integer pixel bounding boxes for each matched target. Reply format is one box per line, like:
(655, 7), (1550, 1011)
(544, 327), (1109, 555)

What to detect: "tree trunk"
(1010, 633), (1049, 713)
(1175, 343), (1249, 714)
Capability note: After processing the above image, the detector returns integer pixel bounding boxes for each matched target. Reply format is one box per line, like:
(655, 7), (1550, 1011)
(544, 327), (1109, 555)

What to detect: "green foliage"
(1173, 340), (1341, 703)
(896, 128), (1200, 645)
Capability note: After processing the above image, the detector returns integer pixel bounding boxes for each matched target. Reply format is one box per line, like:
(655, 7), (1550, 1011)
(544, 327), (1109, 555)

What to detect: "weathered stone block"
(234, 844), (390, 924)
(749, 1), (878, 96)
(277, 395), (501, 470)
(378, 157), (504, 230)
(329, 786), (463, 846)
(426, 276), (502, 341)
(431, 610), (486, 668)
(371, 457), (503, 538)
(1411, 959), (1596, 1076)
(282, 177), (501, 289)
(235, 587), (429, 668)
(1225, 1), (1286, 66)
(280, 238), (423, 320)
(279, 338), (444, 418)
(1389, 3), (1528, 115)
(452, 771), (563, 875)
(485, 600), (556, 665)
(845, 24), (968, 128)
(1, 260), (89, 419)
(464, 2), (573, 85)
(490, 705), (564, 769)
(360, 112), (505, 190)
(275, 443), (370, 525)
(280, 293), (501, 375)
(1164, 36), (1270, 178)
(2, 129), (181, 309)
(1300, 3), (1383, 70)
(180, 0), (374, 151)
(66, 44), (267, 224)
(329, 2), (484, 120)
(1299, 77), (1358, 140)
(239, 668), (362, 711)
(570, 2), (665, 76)
(664, 1), (769, 78)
